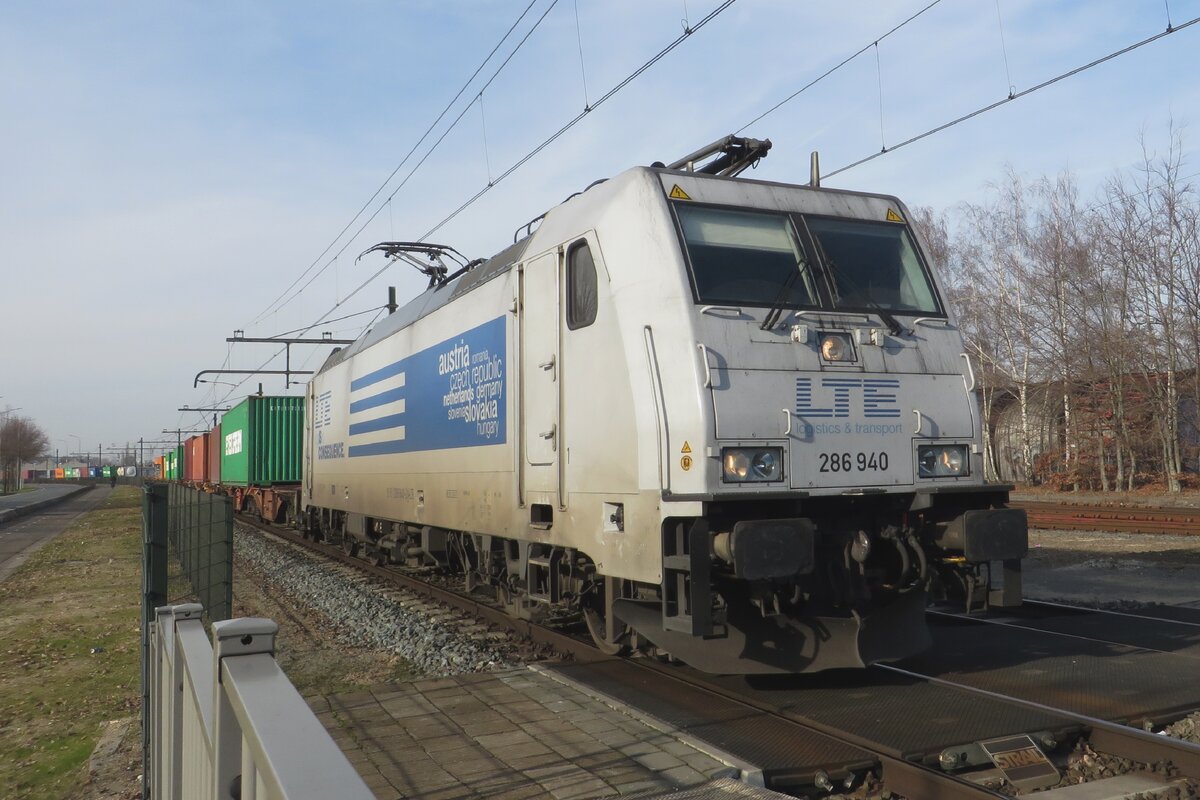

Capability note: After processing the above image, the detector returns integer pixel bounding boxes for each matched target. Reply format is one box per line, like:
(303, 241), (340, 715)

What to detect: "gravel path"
(1023, 527), (1200, 606)
(234, 524), (519, 676)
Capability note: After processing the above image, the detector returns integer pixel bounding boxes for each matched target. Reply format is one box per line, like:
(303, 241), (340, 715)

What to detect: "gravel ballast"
(234, 524), (517, 676)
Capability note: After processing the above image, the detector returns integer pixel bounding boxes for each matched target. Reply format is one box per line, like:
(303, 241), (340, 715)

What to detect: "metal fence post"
(149, 606), (172, 800)
(165, 603), (204, 800)
(219, 496), (234, 620)
(211, 618), (279, 800)
(141, 484), (169, 800)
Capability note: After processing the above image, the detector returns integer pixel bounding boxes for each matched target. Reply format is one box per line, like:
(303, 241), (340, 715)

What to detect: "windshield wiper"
(821, 255), (906, 337)
(760, 256), (814, 331)
(860, 286), (906, 337)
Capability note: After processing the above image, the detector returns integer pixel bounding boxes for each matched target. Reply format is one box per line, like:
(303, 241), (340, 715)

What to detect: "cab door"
(520, 251), (561, 502)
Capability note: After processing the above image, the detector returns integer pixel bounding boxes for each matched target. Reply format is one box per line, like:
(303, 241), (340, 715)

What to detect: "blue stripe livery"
(346, 316), (507, 457)
(349, 386), (405, 414)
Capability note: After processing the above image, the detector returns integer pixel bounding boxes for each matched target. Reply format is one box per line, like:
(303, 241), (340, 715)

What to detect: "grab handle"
(960, 352), (976, 392)
(697, 343), (713, 388)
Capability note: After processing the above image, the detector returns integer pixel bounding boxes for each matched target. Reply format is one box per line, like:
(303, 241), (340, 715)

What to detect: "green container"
(219, 395), (304, 486)
(169, 446), (183, 480)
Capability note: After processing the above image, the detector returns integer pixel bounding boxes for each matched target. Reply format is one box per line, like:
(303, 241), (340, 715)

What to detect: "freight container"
(185, 433), (209, 483)
(206, 423), (222, 484)
(153, 456), (164, 479)
(166, 447), (181, 480)
(54, 468), (65, 479)
(219, 396), (304, 486)
(88, 466), (101, 478)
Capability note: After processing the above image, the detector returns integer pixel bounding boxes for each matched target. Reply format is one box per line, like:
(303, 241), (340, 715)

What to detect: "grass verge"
(0, 488), (143, 799)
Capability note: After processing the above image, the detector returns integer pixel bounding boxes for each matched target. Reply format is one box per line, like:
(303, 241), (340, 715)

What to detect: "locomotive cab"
(572, 163), (1027, 673)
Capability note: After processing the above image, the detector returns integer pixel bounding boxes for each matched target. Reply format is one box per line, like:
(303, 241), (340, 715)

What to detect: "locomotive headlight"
(723, 450), (750, 480)
(722, 447), (784, 482)
(819, 332), (855, 363)
(918, 445), (970, 478)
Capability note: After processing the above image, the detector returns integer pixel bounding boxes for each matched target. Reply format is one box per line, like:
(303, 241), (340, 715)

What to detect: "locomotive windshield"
(676, 206), (818, 308)
(805, 216), (939, 313)
(675, 203), (941, 315)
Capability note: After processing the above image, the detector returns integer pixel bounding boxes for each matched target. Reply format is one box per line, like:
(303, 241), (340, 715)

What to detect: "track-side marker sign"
(978, 735), (1059, 791)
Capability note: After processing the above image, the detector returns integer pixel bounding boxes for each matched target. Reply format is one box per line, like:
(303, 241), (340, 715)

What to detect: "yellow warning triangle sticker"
(669, 184), (691, 200)
(680, 441), (692, 454)
(886, 208), (904, 222)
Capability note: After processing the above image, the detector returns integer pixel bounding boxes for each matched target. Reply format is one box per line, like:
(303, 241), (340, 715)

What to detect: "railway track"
(1013, 499), (1200, 535)
(238, 514), (1200, 799)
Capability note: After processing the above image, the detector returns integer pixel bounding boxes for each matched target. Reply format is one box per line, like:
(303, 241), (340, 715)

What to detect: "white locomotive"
(303, 137), (1027, 674)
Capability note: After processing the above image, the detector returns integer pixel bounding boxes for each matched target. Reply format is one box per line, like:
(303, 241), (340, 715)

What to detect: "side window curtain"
(566, 240), (598, 330)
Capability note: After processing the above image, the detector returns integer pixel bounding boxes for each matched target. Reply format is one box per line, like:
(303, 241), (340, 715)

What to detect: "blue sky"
(1, 0), (1197, 463)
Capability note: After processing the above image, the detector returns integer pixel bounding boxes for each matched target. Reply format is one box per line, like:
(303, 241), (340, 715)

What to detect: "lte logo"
(796, 377), (900, 419)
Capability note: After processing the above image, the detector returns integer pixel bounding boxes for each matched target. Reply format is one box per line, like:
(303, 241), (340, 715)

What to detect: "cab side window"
(566, 240), (598, 330)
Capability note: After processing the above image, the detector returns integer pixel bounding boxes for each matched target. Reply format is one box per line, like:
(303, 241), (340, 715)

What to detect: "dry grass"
(0, 488), (143, 799)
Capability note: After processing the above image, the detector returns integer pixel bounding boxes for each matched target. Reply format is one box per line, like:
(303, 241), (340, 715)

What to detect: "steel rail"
(243, 514), (1200, 794)
(237, 517), (1022, 798)
(627, 657), (1008, 799)
(923, 607), (1200, 659)
(1012, 500), (1200, 535)
(877, 663), (1200, 779)
(1022, 598), (1200, 629)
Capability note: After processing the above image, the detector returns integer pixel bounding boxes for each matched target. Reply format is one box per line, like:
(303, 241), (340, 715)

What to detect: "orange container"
(185, 434), (209, 483)
(206, 423), (222, 484)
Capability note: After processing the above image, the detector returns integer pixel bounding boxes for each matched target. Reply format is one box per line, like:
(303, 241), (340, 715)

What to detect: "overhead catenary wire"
(736, 0), (944, 135)
(479, 93), (493, 185)
(298, 0), (742, 336)
(250, 0), (545, 326)
(180, 0), (566, 416)
(573, 0), (591, 109)
(994, 0), (1016, 97)
(192, 0), (915, 425)
(419, 0), (742, 240)
(186, 8), (1189, 417)
(824, 15), (1200, 180)
(183, 0), (788, 426)
(874, 41), (886, 152)
(259, 0), (565, 323)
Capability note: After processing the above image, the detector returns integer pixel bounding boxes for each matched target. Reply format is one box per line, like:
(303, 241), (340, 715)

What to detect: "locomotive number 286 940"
(818, 451), (890, 472)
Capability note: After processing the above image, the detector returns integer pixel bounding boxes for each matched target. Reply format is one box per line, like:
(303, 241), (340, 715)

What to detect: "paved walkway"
(0, 485), (110, 583)
(308, 667), (759, 800)
(0, 483), (84, 511)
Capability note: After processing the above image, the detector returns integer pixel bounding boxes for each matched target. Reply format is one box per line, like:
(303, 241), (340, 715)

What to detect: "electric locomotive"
(302, 137), (1027, 674)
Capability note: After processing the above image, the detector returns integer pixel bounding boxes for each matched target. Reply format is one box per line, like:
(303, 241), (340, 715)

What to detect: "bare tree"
(1095, 126), (1197, 491)
(953, 169), (1052, 483)
(1, 416), (50, 493)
